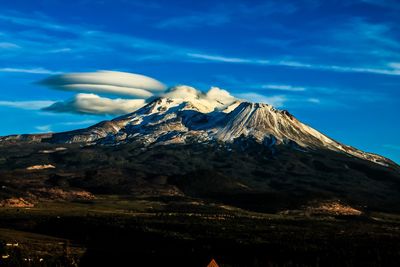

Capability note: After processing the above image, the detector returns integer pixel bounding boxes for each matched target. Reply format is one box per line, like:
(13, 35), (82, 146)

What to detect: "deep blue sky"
(0, 0), (399, 162)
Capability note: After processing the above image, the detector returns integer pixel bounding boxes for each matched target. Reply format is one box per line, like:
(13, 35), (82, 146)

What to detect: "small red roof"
(207, 258), (219, 267)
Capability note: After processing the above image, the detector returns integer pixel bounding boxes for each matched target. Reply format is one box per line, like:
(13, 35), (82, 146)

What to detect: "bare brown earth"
(0, 198), (34, 208)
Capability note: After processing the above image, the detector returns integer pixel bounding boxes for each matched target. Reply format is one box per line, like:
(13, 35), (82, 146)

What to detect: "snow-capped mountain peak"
(0, 86), (392, 166)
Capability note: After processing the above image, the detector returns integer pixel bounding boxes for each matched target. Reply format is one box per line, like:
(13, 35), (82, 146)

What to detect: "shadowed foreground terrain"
(1, 198), (400, 267)
(0, 141), (399, 266)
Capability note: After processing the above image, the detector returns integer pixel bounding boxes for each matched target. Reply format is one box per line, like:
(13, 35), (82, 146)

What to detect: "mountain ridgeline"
(0, 86), (399, 213)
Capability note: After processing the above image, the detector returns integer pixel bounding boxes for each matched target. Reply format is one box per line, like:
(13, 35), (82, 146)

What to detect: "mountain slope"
(0, 86), (392, 167)
(1, 86), (399, 213)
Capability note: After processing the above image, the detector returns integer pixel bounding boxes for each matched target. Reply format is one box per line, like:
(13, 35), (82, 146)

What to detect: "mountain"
(1, 86), (392, 166)
(0, 86), (399, 213)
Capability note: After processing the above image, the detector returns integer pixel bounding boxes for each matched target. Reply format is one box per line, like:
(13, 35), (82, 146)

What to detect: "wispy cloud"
(35, 125), (52, 132)
(35, 119), (101, 133)
(187, 52), (400, 76)
(0, 13), (81, 33)
(213, 74), (388, 109)
(262, 84), (306, 92)
(60, 119), (99, 126)
(323, 63), (400, 76)
(0, 42), (20, 49)
(0, 10), (399, 82)
(383, 144), (400, 150)
(309, 18), (400, 64)
(234, 92), (326, 108)
(334, 18), (400, 51)
(155, 1), (296, 29)
(0, 67), (61, 74)
(0, 100), (55, 110)
(307, 98), (321, 104)
(47, 48), (72, 53)
(156, 13), (230, 29)
(81, 30), (187, 57)
(187, 53), (267, 64)
(235, 93), (287, 107)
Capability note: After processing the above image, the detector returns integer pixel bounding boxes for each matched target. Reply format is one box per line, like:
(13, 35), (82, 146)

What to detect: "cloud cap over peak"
(161, 85), (238, 113)
(163, 85), (236, 103)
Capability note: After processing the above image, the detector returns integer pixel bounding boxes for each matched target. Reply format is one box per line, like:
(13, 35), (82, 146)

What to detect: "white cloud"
(1, 10), (399, 80)
(388, 62), (400, 70)
(309, 18), (400, 68)
(47, 48), (72, 53)
(43, 93), (146, 115)
(187, 52), (400, 76)
(34, 120), (101, 133)
(187, 53), (253, 63)
(162, 86), (238, 112)
(0, 13), (78, 33)
(187, 53), (270, 64)
(160, 1), (296, 29)
(60, 119), (99, 126)
(262, 84), (306, 92)
(40, 70), (166, 98)
(59, 84), (154, 98)
(1, 12), (398, 78)
(155, 1), (295, 29)
(37, 70), (168, 115)
(235, 93), (286, 107)
(0, 67), (60, 74)
(0, 42), (20, 49)
(235, 93), (323, 108)
(206, 87), (237, 104)
(308, 98), (321, 104)
(0, 100), (56, 110)
(163, 85), (201, 99)
(35, 125), (52, 132)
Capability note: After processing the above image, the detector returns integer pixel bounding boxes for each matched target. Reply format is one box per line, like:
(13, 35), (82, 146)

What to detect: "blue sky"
(0, 0), (399, 163)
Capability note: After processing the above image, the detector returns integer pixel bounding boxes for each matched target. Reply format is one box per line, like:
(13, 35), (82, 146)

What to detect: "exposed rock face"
(0, 198), (34, 208)
(32, 188), (95, 201)
(305, 201), (363, 216)
(279, 201), (364, 217)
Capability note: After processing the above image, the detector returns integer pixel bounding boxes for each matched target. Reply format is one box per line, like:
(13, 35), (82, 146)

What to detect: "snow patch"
(39, 147), (67, 154)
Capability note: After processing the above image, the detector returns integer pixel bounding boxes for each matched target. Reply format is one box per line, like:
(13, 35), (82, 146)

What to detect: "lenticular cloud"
(43, 93), (146, 115)
(40, 71), (167, 115)
(39, 71), (244, 115)
(39, 71), (166, 98)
